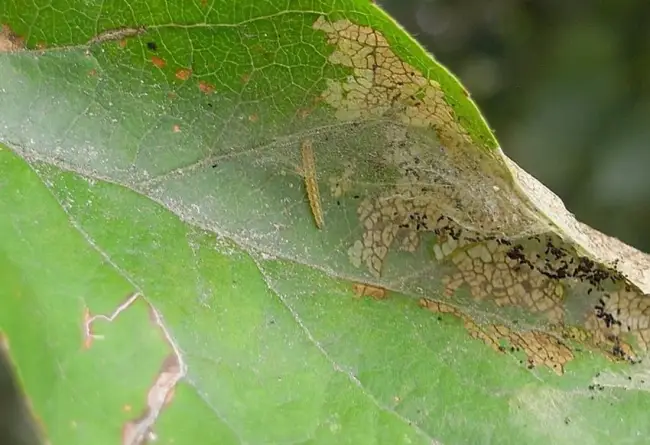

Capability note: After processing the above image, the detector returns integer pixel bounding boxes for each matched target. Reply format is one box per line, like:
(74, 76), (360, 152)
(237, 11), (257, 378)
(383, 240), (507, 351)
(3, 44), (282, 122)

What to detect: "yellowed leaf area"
(314, 16), (650, 374)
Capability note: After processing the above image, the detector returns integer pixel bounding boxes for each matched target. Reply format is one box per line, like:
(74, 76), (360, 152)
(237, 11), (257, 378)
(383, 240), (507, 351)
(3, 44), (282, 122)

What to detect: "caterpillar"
(300, 139), (324, 229)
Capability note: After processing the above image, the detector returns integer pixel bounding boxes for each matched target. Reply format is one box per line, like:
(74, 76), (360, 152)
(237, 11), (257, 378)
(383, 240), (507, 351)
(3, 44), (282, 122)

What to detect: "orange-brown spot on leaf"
(352, 283), (387, 300)
(118, 39), (127, 48)
(175, 68), (191, 81)
(241, 73), (251, 84)
(167, 91), (177, 100)
(297, 96), (323, 120)
(88, 69), (97, 77)
(151, 56), (166, 68)
(0, 24), (24, 52)
(172, 124), (181, 133)
(122, 421), (142, 445)
(123, 404), (132, 412)
(250, 44), (265, 54)
(199, 81), (215, 94)
(164, 387), (176, 406)
(248, 113), (258, 123)
(82, 307), (93, 349)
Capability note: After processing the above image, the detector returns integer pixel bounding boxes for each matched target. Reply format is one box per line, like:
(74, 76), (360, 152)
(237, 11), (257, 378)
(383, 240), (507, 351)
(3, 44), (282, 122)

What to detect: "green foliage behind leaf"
(1, 1), (650, 444)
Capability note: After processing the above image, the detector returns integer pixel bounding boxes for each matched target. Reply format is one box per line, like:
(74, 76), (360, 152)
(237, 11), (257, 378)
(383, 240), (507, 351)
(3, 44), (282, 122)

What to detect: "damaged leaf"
(1, 1), (649, 445)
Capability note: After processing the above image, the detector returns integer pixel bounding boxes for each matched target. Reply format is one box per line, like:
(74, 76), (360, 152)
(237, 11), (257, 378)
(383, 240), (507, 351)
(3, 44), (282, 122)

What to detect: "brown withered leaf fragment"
(352, 283), (388, 300)
(0, 25), (25, 52)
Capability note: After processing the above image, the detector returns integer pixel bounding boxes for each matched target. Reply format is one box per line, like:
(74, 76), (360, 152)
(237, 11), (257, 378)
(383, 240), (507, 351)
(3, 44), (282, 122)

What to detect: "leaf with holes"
(1, 1), (650, 445)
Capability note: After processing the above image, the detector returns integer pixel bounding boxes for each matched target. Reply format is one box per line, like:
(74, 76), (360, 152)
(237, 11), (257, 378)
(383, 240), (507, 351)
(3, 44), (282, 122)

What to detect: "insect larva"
(300, 139), (324, 229)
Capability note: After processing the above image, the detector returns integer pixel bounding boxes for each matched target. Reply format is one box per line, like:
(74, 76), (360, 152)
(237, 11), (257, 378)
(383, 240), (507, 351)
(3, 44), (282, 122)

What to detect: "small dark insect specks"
(146, 41), (157, 51)
(336, 200), (341, 206)
(353, 194), (360, 199)
(564, 417), (571, 425)
(211, 163), (218, 168)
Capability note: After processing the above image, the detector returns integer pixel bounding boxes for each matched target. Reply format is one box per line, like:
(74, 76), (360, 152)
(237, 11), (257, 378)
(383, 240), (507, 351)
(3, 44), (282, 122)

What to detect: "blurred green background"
(380, 0), (650, 253)
(2, 1), (650, 444)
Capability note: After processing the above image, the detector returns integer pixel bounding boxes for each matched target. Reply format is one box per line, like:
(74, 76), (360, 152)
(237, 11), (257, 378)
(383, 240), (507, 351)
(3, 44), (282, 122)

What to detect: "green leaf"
(1, 1), (649, 444)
